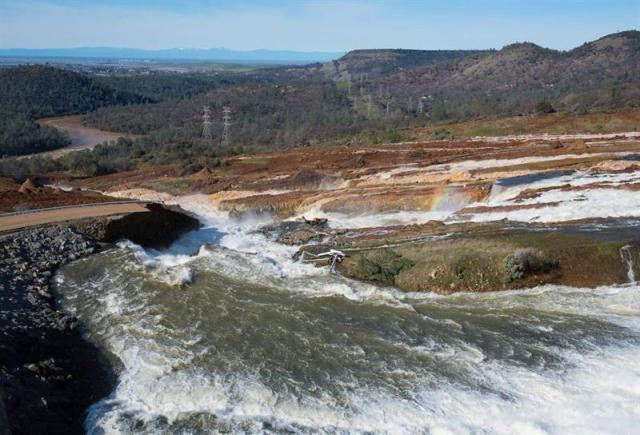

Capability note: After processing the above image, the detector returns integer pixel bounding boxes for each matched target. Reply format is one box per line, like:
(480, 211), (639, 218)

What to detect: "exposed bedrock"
(74, 203), (201, 250)
(219, 183), (491, 218)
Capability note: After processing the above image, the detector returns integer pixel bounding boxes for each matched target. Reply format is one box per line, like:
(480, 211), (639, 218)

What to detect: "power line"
(222, 106), (232, 146)
(202, 105), (212, 142)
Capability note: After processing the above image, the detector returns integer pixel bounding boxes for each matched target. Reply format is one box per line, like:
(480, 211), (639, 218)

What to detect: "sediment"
(0, 204), (200, 434)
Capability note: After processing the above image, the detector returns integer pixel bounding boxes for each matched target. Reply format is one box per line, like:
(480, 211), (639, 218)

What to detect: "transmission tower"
(222, 106), (231, 146)
(407, 96), (414, 113)
(367, 94), (372, 117)
(417, 97), (425, 114)
(202, 105), (213, 141)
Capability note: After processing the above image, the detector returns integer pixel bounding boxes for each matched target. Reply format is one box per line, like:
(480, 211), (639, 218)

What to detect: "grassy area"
(340, 231), (636, 294)
(240, 157), (271, 165)
(408, 111), (640, 140)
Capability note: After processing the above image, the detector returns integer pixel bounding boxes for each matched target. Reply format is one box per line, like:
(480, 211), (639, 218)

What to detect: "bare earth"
(0, 203), (149, 232)
(36, 115), (141, 158)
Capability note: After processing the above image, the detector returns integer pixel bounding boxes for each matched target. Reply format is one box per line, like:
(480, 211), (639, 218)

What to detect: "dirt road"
(0, 202), (149, 232)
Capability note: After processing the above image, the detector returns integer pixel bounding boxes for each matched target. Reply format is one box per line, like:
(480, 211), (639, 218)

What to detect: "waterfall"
(620, 245), (636, 283)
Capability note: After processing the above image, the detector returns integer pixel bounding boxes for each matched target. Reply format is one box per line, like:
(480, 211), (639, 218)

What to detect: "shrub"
(428, 128), (454, 140)
(355, 249), (415, 285)
(503, 248), (559, 282)
(535, 100), (556, 114)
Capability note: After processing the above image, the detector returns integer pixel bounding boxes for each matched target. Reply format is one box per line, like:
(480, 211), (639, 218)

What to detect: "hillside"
(0, 65), (147, 119)
(321, 49), (485, 79)
(325, 31), (640, 117)
(2, 31), (639, 171)
(0, 65), (147, 157)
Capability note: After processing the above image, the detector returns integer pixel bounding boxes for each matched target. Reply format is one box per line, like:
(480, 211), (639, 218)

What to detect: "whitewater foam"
(64, 190), (640, 435)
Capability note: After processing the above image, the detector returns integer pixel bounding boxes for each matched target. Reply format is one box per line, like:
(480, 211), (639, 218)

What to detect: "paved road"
(0, 203), (149, 232)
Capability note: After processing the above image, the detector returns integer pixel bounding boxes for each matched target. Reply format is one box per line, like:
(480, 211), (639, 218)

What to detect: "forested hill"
(0, 65), (148, 119)
(321, 49), (485, 79)
(323, 31), (640, 115)
(0, 65), (147, 157)
(2, 31), (639, 175)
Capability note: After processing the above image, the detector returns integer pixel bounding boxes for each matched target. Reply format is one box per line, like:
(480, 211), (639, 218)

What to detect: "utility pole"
(407, 96), (414, 113)
(202, 105), (212, 142)
(367, 94), (372, 117)
(222, 106), (231, 146)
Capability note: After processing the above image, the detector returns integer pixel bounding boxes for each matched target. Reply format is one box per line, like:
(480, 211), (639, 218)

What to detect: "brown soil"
(0, 183), (122, 213)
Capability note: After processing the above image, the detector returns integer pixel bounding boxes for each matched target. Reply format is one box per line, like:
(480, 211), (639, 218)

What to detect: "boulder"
(18, 178), (42, 194)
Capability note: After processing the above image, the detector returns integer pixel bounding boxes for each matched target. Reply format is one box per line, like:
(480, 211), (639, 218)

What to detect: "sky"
(0, 0), (638, 52)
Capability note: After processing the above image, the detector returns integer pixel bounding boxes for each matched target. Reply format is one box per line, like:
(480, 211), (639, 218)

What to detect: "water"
(53, 201), (640, 434)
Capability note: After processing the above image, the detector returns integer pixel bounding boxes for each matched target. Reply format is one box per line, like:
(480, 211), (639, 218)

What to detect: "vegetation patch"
(353, 249), (415, 285)
(503, 248), (559, 283)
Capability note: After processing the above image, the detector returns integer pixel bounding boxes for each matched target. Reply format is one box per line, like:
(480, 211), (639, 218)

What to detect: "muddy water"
(53, 202), (640, 434)
(37, 115), (141, 157)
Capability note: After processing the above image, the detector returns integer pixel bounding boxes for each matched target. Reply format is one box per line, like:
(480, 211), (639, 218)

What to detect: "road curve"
(0, 203), (150, 232)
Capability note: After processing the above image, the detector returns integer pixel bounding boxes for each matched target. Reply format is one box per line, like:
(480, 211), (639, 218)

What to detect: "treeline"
(82, 77), (399, 152)
(0, 137), (227, 180)
(0, 111), (70, 156)
(0, 65), (148, 157)
(95, 73), (250, 101)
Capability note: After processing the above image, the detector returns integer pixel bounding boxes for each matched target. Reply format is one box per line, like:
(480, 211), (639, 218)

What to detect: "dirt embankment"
(0, 177), (120, 213)
(63, 132), (640, 221)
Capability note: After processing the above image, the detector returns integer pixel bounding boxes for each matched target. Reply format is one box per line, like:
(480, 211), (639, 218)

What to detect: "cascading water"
(619, 245), (636, 283)
(52, 196), (640, 434)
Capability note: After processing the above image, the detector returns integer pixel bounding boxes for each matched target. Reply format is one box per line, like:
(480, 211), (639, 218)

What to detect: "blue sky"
(0, 0), (638, 51)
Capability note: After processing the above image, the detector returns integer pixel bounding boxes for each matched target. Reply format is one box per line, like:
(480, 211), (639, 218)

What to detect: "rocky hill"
(321, 48), (484, 80)
(324, 31), (640, 116)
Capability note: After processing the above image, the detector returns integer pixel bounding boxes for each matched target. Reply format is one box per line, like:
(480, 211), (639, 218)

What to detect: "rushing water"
(54, 199), (640, 434)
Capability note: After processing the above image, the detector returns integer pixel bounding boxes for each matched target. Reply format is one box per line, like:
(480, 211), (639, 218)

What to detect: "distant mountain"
(0, 47), (344, 64)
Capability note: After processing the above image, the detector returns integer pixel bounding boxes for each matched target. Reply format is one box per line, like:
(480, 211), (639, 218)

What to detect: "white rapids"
(50, 192), (640, 435)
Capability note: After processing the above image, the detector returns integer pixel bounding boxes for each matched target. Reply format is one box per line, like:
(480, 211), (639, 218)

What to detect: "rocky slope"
(0, 203), (199, 434)
(0, 226), (111, 434)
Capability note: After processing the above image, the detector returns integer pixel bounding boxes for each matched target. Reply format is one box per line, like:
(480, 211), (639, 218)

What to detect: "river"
(53, 197), (640, 434)
(36, 115), (141, 158)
